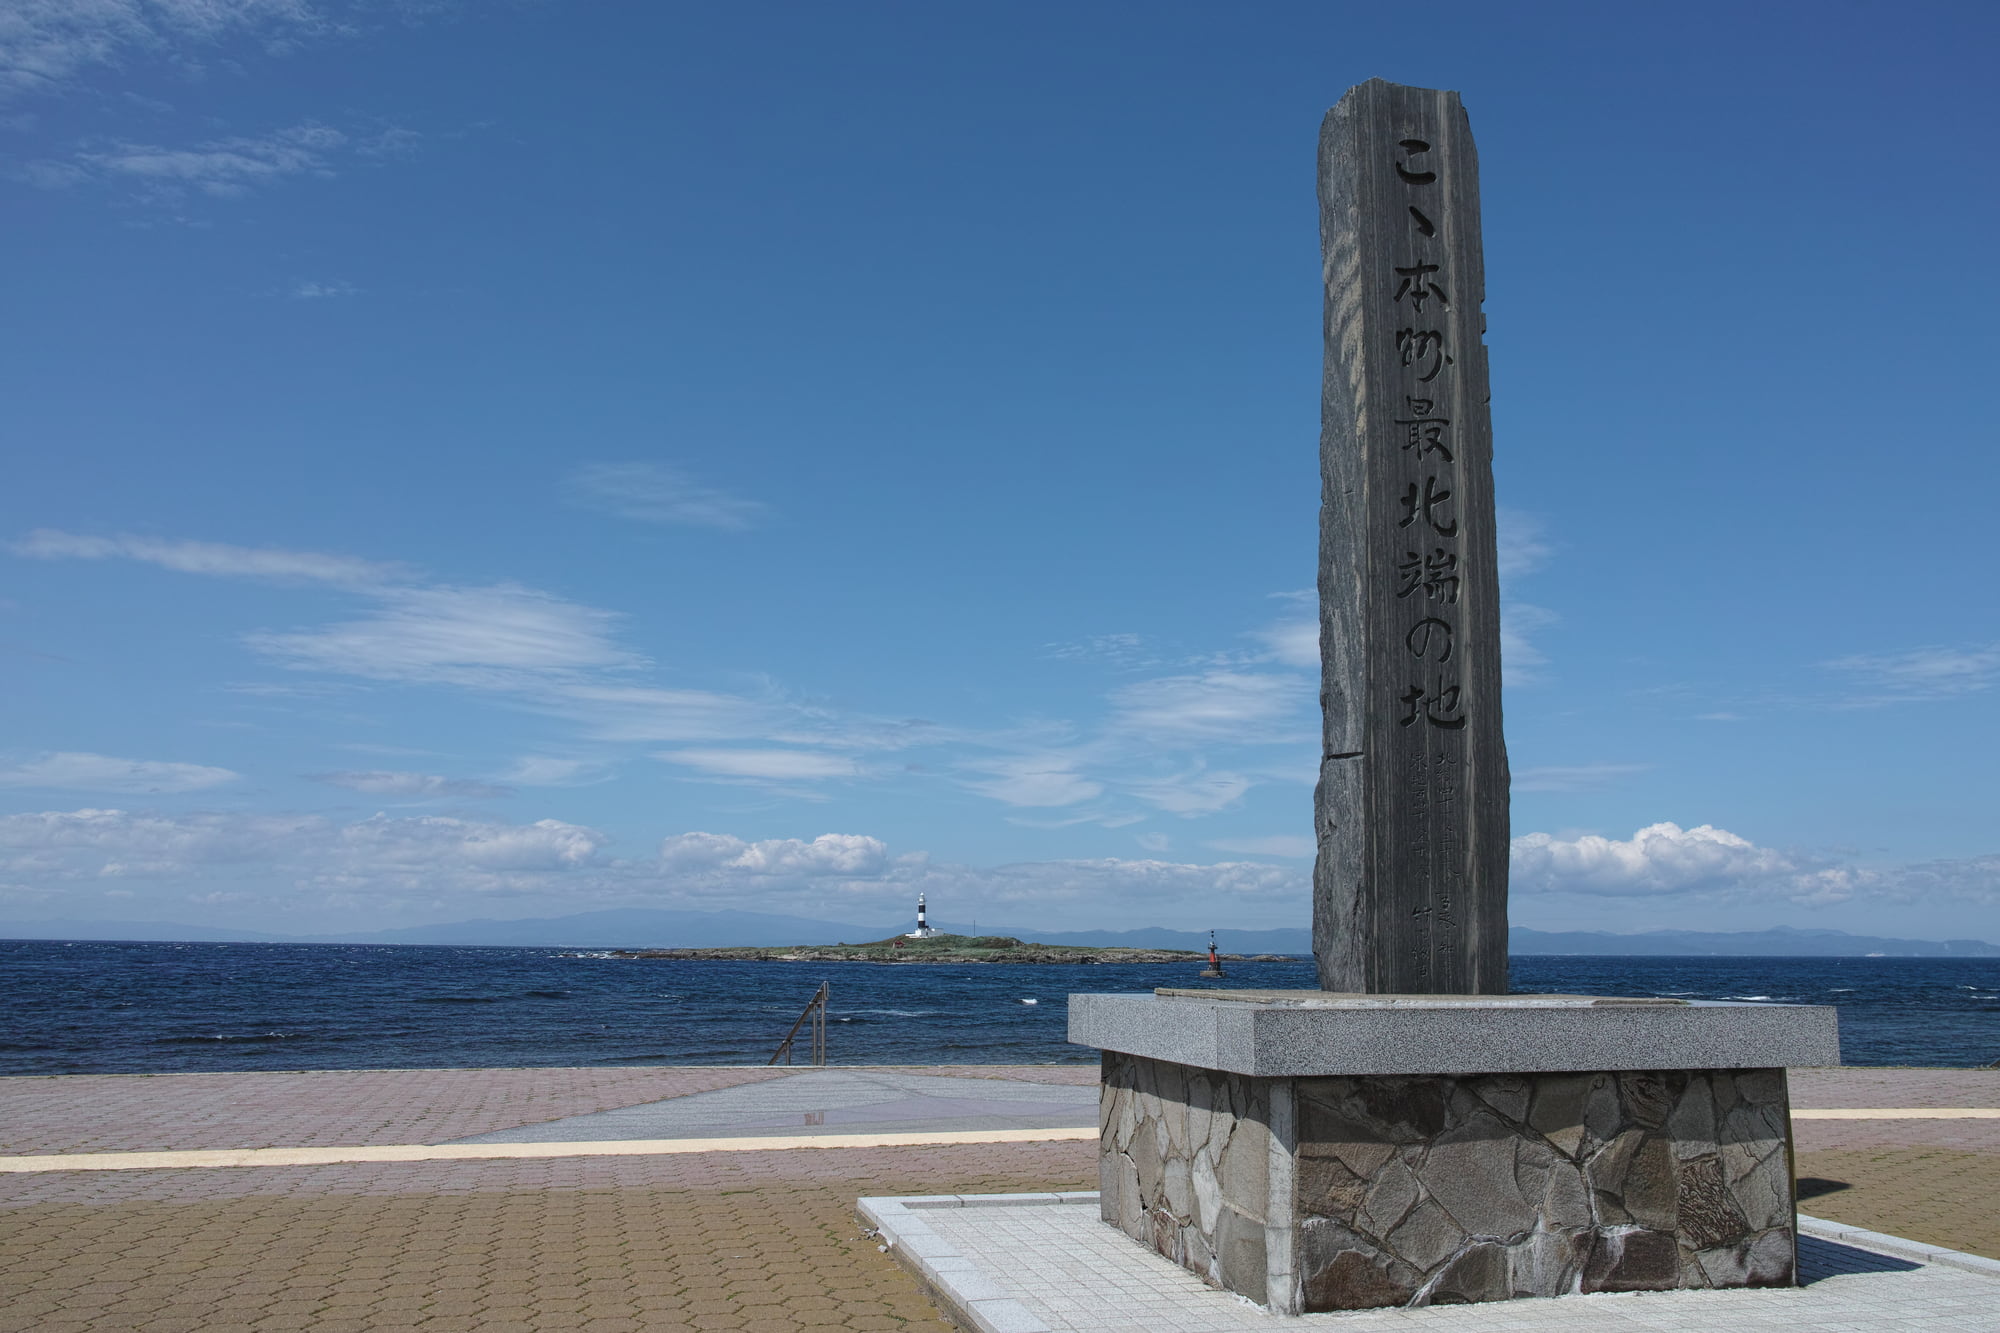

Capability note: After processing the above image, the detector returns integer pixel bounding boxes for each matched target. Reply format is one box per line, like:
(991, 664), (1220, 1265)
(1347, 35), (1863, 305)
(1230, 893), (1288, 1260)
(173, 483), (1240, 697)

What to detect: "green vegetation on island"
(605, 932), (1288, 965)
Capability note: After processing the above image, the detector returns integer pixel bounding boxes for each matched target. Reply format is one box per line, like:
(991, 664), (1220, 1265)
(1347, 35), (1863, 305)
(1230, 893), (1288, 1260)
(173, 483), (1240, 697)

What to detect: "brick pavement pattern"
(0, 1064), (1090, 1156)
(1796, 1148), (2000, 1261)
(0, 1142), (1094, 1333)
(5, 1064), (2000, 1331)
(1788, 1068), (2000, 1110)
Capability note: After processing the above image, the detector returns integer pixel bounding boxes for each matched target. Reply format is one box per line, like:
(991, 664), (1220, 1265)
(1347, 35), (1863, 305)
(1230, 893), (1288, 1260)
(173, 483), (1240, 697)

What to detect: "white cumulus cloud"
(658, 832), (889, 878)
(1511, 822), (1803, 898)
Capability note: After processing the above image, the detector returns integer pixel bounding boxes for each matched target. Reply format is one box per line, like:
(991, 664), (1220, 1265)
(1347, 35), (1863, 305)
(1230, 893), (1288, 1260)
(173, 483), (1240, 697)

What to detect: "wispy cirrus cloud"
(1128, 765), (1252, 817)
(959, 753), (1104, 808)
(309, 770), (512, 800)
(13, 529), (812, 762)
(1108, 670), (1309, 744)
(289, 279), (357, 299)
(1041, 633), (1159, 667)
(1253, 618), (1318, 669)
(0, 751), (238, 794)
(23, 121), (418, 203)
(1513, 762), (1650, 793)
(248, 584), (643, 687)
(1823, 644), (2000, 705)
(497, 757), (603, 788)
(1502, 602), (1559, 682)
(1496, 507), (1552, 582)
(565, 462), (770, 531)
(0, 0), (327, 101)
(1207, 834), (1314, 859)
(13, 530), (1329, 820)
(656, 749), (862, 782)
(14, 529), (406, 586)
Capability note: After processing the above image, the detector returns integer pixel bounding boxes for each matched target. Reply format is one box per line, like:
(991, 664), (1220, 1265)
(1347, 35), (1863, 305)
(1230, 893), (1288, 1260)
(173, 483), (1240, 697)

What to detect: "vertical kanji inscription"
(1314, 80), (1509, 995)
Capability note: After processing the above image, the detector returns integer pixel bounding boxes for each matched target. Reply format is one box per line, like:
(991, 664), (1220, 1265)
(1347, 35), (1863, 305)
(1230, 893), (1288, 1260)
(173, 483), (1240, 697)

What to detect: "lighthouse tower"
(906, 893), (939, 938)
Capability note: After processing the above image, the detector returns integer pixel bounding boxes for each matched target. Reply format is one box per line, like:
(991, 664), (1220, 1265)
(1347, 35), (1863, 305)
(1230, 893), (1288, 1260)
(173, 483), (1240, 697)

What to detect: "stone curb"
(860, 1193), (2000, 1331)
(0, 1127), (1098, 1173)
(857, 1193), (1098, 1333)
(1798, 1213), (2000, 1280)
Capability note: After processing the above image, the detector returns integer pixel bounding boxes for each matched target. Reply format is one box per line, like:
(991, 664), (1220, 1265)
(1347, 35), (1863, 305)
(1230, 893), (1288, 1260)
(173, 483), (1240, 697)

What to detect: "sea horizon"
(8, 939), (1997, 1077)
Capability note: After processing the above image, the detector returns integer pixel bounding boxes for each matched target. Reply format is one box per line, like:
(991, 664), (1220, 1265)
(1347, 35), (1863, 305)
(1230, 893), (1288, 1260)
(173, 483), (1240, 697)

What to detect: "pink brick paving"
(0, 1064), (1097, 1157)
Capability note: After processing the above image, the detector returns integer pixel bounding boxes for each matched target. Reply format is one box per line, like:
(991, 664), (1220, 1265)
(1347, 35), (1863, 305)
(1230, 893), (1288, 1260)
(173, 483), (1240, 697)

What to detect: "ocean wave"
(155, 1032), (309, 1043)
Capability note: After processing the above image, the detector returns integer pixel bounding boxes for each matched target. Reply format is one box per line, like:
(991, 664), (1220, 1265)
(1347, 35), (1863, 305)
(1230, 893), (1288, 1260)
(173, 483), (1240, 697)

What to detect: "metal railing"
(768, 981), (828, 1066)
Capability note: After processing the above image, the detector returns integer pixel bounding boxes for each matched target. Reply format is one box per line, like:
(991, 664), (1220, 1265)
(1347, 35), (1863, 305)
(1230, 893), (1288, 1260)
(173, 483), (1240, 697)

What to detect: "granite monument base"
(1071, 992), (1841, 1315)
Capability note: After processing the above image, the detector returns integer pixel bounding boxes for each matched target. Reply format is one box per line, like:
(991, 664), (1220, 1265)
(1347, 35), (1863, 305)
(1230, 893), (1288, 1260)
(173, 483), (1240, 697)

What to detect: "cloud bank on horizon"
(3, 803), (1995, 938)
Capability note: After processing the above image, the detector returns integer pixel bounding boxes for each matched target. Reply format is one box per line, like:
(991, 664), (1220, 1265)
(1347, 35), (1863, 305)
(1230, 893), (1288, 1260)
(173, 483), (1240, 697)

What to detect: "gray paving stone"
(451, 1068), (1096, 1142)
(860, 1191), (2000, 1331)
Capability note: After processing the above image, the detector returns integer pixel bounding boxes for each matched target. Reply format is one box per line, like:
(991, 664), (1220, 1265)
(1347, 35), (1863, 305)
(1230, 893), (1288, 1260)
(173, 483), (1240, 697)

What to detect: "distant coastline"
(597, 933), (1292, 966)
(2, 912), (1996, 958)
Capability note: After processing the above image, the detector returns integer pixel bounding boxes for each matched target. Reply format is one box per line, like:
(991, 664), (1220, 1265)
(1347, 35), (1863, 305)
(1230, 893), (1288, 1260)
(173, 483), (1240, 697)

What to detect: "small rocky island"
(604, 932), (1286, 966)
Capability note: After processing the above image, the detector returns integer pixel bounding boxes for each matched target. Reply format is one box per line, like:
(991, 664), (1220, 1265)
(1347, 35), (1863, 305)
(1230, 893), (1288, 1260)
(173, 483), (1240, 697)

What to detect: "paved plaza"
(0, 1063), (1995, 1331)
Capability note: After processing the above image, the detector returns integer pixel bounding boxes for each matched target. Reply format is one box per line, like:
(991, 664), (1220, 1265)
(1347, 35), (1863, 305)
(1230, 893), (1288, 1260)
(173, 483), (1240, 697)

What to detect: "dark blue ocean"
(2, 940), (1996, 1075)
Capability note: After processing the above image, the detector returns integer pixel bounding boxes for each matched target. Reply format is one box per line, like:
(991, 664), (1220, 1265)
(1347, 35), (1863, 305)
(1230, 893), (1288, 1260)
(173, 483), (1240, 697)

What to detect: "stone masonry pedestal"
(1069, 990), (1840, 1314)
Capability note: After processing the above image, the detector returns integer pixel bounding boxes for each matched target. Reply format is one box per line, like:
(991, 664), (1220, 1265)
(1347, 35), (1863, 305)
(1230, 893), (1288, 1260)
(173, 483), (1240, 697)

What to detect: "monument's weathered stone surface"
(1315, 79), (1508, 994)
(1100, 1052), (1801, 1313)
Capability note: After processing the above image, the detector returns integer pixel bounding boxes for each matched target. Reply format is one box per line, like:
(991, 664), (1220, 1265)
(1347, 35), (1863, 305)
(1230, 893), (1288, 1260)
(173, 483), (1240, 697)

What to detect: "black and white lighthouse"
(906, 892), (938, 938)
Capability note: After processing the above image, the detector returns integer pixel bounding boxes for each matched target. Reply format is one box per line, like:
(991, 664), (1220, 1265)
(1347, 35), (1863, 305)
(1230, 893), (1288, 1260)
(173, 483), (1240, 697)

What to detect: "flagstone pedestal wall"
(1070, 991), (1840, 1314)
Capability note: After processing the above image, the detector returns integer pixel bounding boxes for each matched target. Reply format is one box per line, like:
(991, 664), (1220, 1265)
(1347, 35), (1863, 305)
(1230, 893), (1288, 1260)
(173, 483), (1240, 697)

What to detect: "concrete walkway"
(449, 1068), (1100, 1143)
(862, 1192), (2000, 1333)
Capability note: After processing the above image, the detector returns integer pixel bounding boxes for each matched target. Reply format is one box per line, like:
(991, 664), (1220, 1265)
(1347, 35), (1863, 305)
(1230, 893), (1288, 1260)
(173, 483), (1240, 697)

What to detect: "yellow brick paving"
(0, 1141), (1098, 1333)
(1795, 1148), (2000, 1262)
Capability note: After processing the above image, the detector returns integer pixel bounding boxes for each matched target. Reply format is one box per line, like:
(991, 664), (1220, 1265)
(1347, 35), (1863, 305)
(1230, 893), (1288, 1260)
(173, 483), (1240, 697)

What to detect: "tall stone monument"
(1069, 79), (1840, 1313)
(1314, 80), (1507, 995)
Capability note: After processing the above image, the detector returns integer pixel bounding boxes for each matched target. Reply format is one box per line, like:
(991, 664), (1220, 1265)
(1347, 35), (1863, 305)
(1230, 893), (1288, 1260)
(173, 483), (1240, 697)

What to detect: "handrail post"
(813, 981), (828, 1066)
(768, 981), (831, 1067)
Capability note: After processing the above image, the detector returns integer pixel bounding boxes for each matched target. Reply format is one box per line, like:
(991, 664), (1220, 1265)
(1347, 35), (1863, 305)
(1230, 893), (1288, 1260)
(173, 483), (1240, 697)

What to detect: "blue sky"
(3, 0), (1996, 940)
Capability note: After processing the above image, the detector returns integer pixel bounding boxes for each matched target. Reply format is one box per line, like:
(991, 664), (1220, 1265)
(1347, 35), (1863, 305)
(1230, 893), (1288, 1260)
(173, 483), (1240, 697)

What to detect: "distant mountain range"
(1510, 925), (2000, 958)
(3, 911), (1997, 957)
